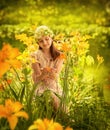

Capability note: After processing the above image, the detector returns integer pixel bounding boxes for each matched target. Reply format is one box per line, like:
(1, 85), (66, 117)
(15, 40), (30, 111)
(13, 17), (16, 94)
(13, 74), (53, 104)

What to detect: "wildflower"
(0, 43), (21, 78)
(82, 35), (91, 41)
(15, 33), (28, 42)
(0, 43), (20, 61)
(25, 36), (33, 46)
(69, 31), (80, 37)
(31, 24), (37, 31)
(28, 44), (38, 52)
(42, 67), (56, 80)
(15, 34), (34, 46)
(53, 41), (62, 50)
(78, 41), (89, 50)
(97, 54), (104, 64)
(58, 53), (66, 59)
(30, 57), (37, 63)
(61, 43), (71, 52)
(35, 26), (54, 40)
(43, 67), (52, 72)
(104, 85), (110, 89)
(73, 76), (78, 81)
(6, 79), (12, 84)
(0, 62), (10, 78)
(28, 118), (73, 130)
(76, 49), (85, 55)
(65, 127), (73, 130)
(18, 51), (29, 61)
(54, 33), (65, 40)
(0, 99), (28, 130)
(28, 118), (63, 130)
(0, 84), (4, 91)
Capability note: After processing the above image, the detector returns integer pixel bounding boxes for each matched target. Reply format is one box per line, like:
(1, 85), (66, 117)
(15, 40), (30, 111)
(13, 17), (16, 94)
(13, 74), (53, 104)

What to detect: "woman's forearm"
(32, 72), (49, 84)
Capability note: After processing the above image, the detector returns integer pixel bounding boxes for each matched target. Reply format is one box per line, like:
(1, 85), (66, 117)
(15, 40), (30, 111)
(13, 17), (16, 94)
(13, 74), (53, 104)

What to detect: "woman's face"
(38, 36), (52, 50)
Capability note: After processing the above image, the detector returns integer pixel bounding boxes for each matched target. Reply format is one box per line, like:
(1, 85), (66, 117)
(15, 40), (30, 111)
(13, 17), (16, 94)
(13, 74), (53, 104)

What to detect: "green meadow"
(0, 0), (110, 129)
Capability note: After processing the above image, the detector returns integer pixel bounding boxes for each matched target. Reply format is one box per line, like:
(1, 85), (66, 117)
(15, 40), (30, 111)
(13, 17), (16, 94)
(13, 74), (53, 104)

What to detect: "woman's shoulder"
(30, 50), (42, 60)
(31, 50), (41, 57)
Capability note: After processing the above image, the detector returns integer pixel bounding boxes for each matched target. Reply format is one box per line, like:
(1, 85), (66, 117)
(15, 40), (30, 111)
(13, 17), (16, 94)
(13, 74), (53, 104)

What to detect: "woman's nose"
(43, 40), (47, 45)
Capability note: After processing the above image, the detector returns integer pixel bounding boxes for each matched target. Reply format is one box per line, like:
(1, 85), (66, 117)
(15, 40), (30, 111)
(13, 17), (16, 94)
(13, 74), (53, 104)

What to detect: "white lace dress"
(31, 50), (63, 97)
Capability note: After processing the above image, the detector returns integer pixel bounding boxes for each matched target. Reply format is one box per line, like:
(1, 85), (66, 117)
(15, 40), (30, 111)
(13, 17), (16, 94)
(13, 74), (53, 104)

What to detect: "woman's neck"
(41, 49), (52, 59)
(42, 48), (50, 55)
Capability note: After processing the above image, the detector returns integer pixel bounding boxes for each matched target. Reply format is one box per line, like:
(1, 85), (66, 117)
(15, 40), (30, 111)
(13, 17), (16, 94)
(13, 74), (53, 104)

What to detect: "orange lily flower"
(61, 43), (71, 52)
(0, 61), (10, 78)
(6, 79), (12, 84)
(0, 99), (28, 130)
(58, 53), (66, 59)
(65, 127), (73, 130)
(0, 43), (21, 78)
(43, 67), (52, 72)
(1, 44), (20, 59)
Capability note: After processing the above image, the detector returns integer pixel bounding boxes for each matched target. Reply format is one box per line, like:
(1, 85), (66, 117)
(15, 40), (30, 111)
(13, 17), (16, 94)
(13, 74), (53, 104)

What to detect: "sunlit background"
(0, 0), (110, 130)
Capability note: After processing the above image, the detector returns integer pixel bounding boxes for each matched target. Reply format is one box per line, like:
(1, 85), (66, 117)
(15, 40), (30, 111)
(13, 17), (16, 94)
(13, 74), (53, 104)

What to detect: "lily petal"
(0, 105), (7, 118)
(13, 102), (23, 112)
(14, 111), (29, 119)
(8, 115), (18, 130)
(0, 62), (10, 78)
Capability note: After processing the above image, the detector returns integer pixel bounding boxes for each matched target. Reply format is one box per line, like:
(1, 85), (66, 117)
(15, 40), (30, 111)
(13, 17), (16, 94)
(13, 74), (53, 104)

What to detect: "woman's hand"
(33, 67), (57, 84)
(41, 67), (57, 80)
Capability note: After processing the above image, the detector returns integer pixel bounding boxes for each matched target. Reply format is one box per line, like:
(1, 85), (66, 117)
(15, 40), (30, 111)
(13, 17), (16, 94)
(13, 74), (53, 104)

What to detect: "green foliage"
(0, 1), (110, 130)
(0, 1), (110, 67)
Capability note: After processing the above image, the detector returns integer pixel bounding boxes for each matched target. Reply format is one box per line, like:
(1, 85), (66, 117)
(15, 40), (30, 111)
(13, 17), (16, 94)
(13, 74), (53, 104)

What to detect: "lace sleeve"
(31, 51), (41, 75)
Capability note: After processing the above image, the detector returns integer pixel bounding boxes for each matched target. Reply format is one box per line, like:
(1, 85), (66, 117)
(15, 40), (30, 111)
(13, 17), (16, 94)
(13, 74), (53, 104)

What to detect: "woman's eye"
(46, 38), (49, 40)
(39, 40), (43, 43)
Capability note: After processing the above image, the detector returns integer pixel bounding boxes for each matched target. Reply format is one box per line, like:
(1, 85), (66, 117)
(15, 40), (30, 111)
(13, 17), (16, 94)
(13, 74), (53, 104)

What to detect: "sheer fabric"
(31, 50), (63, 96)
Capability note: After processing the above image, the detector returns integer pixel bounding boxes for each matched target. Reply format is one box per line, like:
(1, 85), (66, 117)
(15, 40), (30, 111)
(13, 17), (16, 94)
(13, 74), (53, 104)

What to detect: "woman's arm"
(32, 62), (41, 76)
(47, 57), (64, 80)
(54, 58), (64, 73)
(31, 52), (48, 83)
(53, 58), (64, 79)
(32, 62), (41, 83)
(32, 62), (49, 84)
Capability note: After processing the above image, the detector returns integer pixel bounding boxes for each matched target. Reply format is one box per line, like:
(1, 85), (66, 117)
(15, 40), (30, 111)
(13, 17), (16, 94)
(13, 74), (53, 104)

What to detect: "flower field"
(0, 0), (110, 130)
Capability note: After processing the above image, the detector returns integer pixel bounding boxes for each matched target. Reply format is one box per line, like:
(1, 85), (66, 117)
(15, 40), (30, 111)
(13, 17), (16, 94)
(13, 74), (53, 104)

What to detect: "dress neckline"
(39, 50), (53, 62)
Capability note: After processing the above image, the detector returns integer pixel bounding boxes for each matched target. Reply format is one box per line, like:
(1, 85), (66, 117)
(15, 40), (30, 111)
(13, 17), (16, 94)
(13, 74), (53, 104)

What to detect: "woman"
(31, 25), (64, 109)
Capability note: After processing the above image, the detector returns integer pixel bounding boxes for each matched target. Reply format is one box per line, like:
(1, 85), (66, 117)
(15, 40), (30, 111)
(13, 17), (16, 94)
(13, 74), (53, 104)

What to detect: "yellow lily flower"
(15, 33), (28, 42)
(28, 118), (63, 130)
(97, 54), (104, 64)
(28, 118), (73, 130)
(15, 34), (34, 46)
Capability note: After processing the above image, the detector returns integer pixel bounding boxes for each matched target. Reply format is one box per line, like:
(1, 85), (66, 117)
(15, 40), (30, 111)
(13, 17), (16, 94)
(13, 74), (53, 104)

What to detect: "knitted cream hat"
(34, 25), (54, 40)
